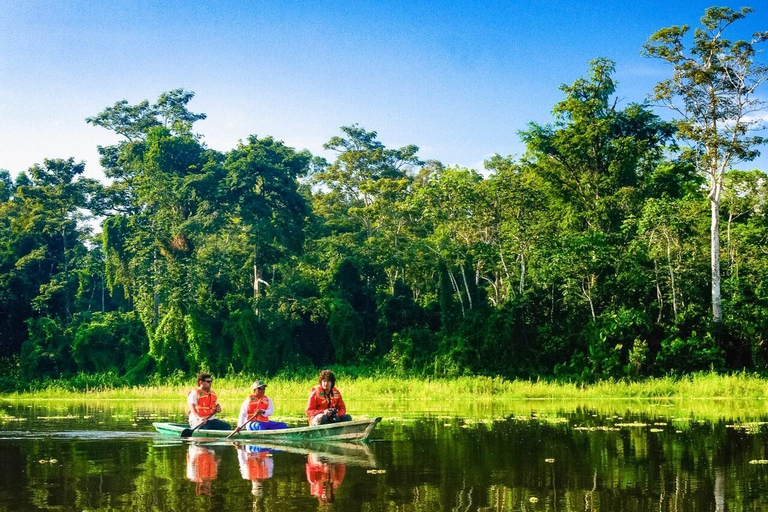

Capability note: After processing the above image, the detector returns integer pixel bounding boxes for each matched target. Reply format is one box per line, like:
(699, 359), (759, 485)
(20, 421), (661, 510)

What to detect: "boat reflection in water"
(237, 444), (275, 498)
(185, 443), (221, 496)
(306, 452), (346, 505)
(179, 438), (378, 505)
(232, 440), (377, 506)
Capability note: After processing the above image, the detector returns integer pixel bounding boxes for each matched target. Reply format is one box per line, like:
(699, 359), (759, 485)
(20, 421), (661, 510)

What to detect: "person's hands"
(201, 416), (209, 424)
(324, 408), (334, 417)
(215, 404), (222, 413)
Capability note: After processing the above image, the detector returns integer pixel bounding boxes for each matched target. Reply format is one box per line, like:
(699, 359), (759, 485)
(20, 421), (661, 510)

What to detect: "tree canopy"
(1, 8), (767, 387)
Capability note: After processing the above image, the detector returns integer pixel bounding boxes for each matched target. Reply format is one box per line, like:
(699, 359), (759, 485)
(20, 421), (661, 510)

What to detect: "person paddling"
(187, 373), (231, 431)
(237, 380), (289, 431)
(306, 369), (352, 426)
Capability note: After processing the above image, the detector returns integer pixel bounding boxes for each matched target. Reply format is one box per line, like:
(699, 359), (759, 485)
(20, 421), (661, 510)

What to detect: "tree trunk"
(253, 263), (260, 318)
(253, 250), (270, 320)
(715, 466), (725, 512)
(446, 266), (465, 318)
(727, 211), (734, 269)
(497, 244), (511, 299)
(653, 258), (663, 324)
(62, 225), (71, 320)
(550, 283), (555, 324)
(460, 264), (473, 310)
(581, 276), (596, 321)
(711, 196), (722, 323)
(665, 232), (678, 318)
(153, 247), (159, 327)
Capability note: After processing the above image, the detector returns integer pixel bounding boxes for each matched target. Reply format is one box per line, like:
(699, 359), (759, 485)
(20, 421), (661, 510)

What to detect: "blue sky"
(1, 1), (766, 180)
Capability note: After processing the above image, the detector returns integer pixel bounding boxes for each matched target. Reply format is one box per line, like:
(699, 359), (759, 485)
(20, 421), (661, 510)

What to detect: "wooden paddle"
(226, 411), (261, 439)
(181, 413), (216, 437)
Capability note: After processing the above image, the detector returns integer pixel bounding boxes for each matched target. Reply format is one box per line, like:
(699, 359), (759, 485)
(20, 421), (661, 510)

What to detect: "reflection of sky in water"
(1, 404), (768, 510)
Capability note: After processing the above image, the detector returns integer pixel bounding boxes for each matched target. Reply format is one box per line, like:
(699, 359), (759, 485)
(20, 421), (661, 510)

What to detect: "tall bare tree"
(643, 7), (768, 322)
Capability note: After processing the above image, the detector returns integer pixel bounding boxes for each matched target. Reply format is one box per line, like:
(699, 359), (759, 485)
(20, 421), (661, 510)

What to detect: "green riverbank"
(4, 373), (768, 423)
(9, 372), (768, 400)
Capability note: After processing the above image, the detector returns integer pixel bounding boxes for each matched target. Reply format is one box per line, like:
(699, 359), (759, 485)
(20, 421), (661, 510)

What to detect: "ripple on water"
(0, 430), (156, 441)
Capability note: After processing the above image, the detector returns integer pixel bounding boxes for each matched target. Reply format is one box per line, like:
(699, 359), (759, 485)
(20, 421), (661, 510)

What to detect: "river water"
(1, 400), (768, 510)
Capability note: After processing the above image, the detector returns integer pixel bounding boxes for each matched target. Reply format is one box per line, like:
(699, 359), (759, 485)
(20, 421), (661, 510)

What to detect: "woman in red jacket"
(305, 369), (352, 426)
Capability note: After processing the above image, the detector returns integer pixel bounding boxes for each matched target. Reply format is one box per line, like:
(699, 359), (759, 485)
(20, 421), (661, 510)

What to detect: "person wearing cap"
(237, 380), (289, 431)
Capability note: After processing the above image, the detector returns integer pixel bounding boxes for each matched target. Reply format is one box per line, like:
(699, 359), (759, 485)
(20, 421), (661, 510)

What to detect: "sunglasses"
(203, 380), (212, 383)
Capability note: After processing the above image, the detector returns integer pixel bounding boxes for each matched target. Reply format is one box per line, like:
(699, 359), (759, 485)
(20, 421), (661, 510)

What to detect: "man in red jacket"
(305, 369), (352, 426)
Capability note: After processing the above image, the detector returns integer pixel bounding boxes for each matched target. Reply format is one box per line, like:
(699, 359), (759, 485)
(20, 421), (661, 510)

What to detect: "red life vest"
(246, 394), (270, 422)
(188, 388), (218, 417)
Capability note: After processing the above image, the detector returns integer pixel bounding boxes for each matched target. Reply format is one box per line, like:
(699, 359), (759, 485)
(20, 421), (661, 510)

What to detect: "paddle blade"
(180, 428), (194, 437)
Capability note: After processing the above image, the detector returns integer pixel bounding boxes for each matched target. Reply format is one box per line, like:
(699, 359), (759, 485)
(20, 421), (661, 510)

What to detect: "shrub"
(656, 330), (725, 373)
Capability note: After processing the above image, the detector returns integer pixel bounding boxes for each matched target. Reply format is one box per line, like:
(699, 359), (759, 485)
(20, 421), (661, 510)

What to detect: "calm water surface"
(2, 401), (768, 511)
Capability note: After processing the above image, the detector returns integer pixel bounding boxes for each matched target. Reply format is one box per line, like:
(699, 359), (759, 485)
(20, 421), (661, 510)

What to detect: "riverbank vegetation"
(1, 8), (767, 389)
(9, 371), (768, 402)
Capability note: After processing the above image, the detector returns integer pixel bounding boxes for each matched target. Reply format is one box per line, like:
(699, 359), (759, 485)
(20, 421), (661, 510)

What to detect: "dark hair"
(197, 372), (212, 384)
(318, 369), (336, 387)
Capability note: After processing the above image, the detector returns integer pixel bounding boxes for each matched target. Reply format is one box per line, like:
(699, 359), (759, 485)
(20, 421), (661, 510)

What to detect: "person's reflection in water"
(186, 443), (220, 496)
(237, 445), (274, 503)
(305, 453), (346, 506)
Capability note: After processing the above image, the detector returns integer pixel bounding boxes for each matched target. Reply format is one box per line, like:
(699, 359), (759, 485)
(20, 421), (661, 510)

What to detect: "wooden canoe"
(153, 417), (382, 442)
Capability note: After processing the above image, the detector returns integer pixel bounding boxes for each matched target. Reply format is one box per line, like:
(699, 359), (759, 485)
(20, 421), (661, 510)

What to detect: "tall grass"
(9, 371), (768, 401)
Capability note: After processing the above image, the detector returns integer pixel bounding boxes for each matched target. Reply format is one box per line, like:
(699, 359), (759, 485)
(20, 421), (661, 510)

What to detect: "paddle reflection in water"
(185, 443), (221, 496)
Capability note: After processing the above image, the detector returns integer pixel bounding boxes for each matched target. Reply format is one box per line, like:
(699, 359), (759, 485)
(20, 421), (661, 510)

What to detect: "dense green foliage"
(1, 9), (767, 388)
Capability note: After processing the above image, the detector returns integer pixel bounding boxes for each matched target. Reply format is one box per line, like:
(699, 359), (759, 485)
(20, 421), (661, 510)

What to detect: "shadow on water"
(2, 400), (768, 510)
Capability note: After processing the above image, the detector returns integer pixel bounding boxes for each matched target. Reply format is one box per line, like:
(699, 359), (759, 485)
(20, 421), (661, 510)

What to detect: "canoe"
(153, 417), (382, 443)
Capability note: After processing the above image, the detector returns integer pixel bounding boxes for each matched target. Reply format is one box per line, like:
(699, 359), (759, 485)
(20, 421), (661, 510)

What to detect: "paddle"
(181, 413), (216, 438)
(226, 411), (261, 439)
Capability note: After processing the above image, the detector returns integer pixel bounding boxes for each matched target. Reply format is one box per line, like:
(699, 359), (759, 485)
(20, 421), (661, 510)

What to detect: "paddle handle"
(226, 411), (260, 439)
(184, 412), (216, 436)
(192, 412), (216, 432)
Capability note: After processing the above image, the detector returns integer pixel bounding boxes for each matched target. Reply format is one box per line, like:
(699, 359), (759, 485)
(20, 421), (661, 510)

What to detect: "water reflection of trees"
(379, 416), (768, 510)
(2, 414), (768, 510)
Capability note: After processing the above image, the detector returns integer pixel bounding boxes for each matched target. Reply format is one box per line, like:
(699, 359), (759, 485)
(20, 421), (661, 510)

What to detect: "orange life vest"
(188, 387), (218, 417)
(246, 394), (270, 422)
